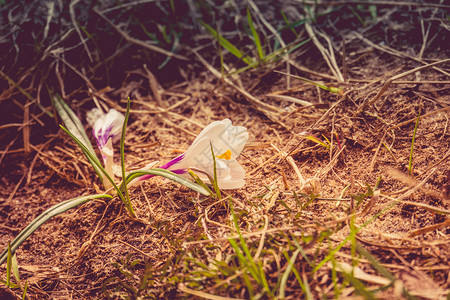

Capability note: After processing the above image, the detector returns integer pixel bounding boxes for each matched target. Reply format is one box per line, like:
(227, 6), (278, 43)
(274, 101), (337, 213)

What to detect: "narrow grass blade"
(53, 95), (104, 181)
(12, 253), (20, 285)
(0, 194), (112, 265)
(274, 38), (309, 58)
(258, 260), (272, 297)
(120, 98), (134, 216)
(274, 70), (342, 94)
(340, 270), (376, 300)
(229, 38), (310, 76)
(6, 243), (12, 286)
(125, 169), (211, 196)
(237, 235), (261, 286)
(279, 247), (302, 299)
(300, 133), (330, 149)
(247, 7), (264, 59)
(187, 169), (213, 196)
(302, 272), (313, 300)
(369, 5), (378, 20)
(355, 243), (395, 283)
(228, 208), (260, 282)
(158, 31), (181, 69)
(0, 278), (16, 288)
(22, 281), (28, 300)
(228, 202), (273, 297)
(280, 11), (299, 37)
(228, 238), (252, 273)
(199, 20), (254, 66)
(280, 250), (312, 299)
(312, 200), (398, 274)
(295, 239), (314, 268)
(228, 237), (264, 295)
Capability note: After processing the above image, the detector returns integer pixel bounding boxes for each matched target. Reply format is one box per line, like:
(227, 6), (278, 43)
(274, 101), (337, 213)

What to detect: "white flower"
(87, 108), (125, 149)
(87, 108), (125, 186)
(160, 119), (248, 189)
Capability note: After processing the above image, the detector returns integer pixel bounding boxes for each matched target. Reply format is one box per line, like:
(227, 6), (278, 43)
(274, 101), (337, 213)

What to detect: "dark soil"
(1, 1), (449, 299)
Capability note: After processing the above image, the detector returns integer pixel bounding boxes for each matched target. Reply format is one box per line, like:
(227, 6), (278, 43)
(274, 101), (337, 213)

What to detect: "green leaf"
(12, 253), (20, 284)
(356, 244), (395, 283)
(0, 194), (112, 265)
(340, 268), (376, 300)
(6, 243), (11, 286)
(120, 97), (135, 216)
(274, 71), (343, 95)
(60, 125), (126, 204)
(199, 20), (254, 66)
(187, 169), (214, 197)
(52, 94), (104, 182)
(52, 94), (96, 157)
(247, 7), (264, 59)
(301, 133), (330, 150)
(279, 248), (302, 298)
(22, 281), (28, 300)
(125, 169), (211, 196)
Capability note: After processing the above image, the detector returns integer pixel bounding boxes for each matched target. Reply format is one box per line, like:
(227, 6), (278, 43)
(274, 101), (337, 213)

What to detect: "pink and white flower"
(142, 119), (248, 189)
(87, 108), (125, 184)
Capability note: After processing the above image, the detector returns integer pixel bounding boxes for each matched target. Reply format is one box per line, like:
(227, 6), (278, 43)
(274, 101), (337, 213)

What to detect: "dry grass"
(1, 0), (449, 299)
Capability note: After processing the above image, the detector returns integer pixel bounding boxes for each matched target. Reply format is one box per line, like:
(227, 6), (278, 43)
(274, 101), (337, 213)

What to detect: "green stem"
(120, 98), (134, 216)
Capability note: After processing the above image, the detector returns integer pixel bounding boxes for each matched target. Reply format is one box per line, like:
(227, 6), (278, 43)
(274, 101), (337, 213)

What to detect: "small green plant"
(0, 243), (28, 299)
(0, 96), (212, 267)
(349, 4), (378, 27)
(299, 131), (331, 150)
(313, 198), (398, 276)
(209, 142), (222, 199)
(351, 184), (374, 209)
(103, 144), (228, 298)
(55, 95), (211, 216)
(199, 11), (309, 75)
(279, 239), (313, 299)
(199, 20), (255, 66)
(228, 201), (273, 298)
(104, 254), (146, 299)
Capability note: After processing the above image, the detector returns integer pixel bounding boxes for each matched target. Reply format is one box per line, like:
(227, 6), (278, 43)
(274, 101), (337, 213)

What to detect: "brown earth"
(0, 1), (449, 299)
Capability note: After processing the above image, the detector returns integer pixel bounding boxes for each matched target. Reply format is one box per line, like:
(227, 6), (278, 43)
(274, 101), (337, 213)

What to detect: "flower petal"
(165, 119), (248, 189)
(190, 119), (248, 159)
(92, 108), (125, 148)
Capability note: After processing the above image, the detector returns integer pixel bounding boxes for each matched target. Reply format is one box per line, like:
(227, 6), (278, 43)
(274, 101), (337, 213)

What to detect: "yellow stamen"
(217, 149), (232, 160)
